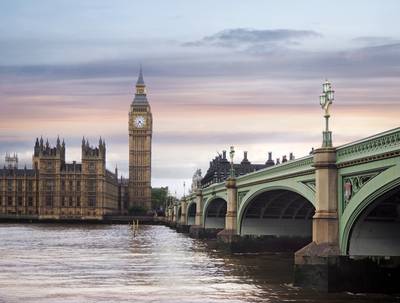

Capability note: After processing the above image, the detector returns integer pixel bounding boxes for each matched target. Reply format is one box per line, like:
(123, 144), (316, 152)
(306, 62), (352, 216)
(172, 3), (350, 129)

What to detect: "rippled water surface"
(0, 224), (398, 303)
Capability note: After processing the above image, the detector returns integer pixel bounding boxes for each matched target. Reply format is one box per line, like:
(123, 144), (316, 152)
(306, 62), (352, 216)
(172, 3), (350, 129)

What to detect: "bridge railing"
(336, 127), (400, 165)
(201, 181), (227, 196)
(236, 155), (314, 184)
(185, 127), (400, 204)
(199, 154), (314, 193)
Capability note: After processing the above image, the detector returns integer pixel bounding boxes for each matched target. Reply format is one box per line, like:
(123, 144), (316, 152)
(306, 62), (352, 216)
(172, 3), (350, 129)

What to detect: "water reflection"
(0, 224), (398, 303)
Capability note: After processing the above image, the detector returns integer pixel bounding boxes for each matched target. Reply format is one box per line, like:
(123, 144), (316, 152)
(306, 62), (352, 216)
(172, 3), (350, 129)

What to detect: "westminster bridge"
(165, 127), (400, 292)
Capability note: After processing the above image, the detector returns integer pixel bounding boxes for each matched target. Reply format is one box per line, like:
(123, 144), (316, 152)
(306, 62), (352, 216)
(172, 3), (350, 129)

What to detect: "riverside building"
(0, 69), (153, 220)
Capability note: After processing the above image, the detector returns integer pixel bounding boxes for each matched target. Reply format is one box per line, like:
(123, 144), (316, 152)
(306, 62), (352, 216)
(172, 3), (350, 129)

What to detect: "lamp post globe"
(320, 80), (334, 147)
(319, 94), (326, 106)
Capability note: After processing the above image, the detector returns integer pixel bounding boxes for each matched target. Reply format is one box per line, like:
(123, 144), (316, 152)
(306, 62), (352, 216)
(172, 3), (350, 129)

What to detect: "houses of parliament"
(0, 69), (152, 220)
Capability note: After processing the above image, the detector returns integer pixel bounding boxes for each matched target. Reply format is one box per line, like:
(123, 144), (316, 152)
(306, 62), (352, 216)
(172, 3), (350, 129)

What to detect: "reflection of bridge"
(166, 127), (400, 292)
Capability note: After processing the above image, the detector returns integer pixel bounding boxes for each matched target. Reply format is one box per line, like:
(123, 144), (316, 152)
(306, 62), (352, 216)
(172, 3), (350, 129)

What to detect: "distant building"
(201, 151), (275, 187)
(118, 177), (129, 214)
(0, 137), (119, 220)
(0, 69), (155, 220)
(5, 153), (18, 169)
(128, 67), (153, 211)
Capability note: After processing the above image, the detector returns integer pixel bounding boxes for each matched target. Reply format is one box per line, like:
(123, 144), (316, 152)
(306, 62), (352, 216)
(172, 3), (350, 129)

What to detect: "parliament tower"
(128, 68), (152, 210)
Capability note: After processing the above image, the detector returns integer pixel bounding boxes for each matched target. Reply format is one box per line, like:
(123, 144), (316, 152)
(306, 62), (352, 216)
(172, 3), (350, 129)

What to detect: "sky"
(0, 0), (399, 197)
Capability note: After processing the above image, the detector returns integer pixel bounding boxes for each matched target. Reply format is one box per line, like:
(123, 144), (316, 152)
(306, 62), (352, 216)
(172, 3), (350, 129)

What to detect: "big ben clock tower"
(129, 67), (152, 211)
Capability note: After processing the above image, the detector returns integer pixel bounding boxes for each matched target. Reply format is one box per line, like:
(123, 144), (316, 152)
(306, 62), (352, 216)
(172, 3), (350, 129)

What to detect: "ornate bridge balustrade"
(336, 128), (400, 257)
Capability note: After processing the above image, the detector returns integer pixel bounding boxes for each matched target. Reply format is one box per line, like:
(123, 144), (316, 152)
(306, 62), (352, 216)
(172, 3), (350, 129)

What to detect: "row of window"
(1, 175), (101, 192)
(61, 196), (81, 207)
(0, 180), (34, 191)
(61, 180), (81, 191)
(44, 180), (96, 192)
(131, 189), (147, 197)
(0, 195), (96, 208)
(0, 196), (34, 206)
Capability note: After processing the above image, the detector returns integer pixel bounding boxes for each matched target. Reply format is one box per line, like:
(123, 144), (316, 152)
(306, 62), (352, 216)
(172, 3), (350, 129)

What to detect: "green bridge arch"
(202, 195), (227, 228)
(236, 179), (316, 239)
(237, 179), (316, 232)
(340, 163), (400, 254)
(186, 201), (196, 225)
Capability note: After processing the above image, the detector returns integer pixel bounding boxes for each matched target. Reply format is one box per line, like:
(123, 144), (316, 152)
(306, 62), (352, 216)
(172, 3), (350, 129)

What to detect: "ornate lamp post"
(229, 146), (235, 178)
(319, 80), (335, 147)
(183, 181), (186, 198)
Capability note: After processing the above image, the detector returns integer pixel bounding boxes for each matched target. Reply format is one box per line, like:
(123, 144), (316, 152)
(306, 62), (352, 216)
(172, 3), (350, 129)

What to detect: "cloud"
(183, 28), (321, 51)
(1, 41), (399, 85)
(352, 36), (398, 47)
(153, 131), (320, 145)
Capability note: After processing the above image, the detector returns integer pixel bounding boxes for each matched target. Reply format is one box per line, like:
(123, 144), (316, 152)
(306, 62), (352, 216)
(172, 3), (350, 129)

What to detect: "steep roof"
(132, 67), (149, 106)
(136, 66), (145, 85)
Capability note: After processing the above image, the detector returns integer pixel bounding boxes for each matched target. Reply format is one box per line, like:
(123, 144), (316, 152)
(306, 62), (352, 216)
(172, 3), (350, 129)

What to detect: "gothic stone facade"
(0, 137), (119, 220)
(201, 151), (275, 188)
(0, 70), (152, 218)
(128, 68), (152, 211)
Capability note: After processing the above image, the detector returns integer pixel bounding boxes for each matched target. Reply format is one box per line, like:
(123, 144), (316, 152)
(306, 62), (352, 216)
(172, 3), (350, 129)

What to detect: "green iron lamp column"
(293, 80), (339, 290)
(229, 146), (235, 178)
(319, 80), (335, 147)
(225, 146), (238, 232)
(194, 189), (203, 226)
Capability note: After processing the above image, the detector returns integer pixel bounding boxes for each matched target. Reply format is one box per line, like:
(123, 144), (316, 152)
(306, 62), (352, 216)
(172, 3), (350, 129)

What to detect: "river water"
(0, 224), (398, 303)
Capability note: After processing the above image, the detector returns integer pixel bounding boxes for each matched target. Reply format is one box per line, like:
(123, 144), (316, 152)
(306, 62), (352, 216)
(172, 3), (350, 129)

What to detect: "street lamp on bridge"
(229, 146), (235, 178)
(319, 80), (335, 147)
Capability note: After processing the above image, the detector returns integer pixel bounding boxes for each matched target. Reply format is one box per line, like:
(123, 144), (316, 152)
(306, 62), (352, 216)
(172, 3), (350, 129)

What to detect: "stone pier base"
(165, 221), (177, 229)
(216, 229), (241, 251)
(189, 225), (222, 239)
(294, 242), (340, 291)
(217, 231), (312, 253)
(176, 224), (190, 233)
(294, 242), (400, 293)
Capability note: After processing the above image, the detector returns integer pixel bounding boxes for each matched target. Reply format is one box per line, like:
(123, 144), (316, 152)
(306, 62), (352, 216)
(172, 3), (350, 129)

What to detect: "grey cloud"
(154, 131), (318, 145)
(153, 166), (195, 180)
(1, 43), (399, 83)
(184, 28), (321, 50)
(153, 131), (367, 147)
(0, 140), (33, 153)
(37, 131), (319, 146)
(352, 36), (398, 46)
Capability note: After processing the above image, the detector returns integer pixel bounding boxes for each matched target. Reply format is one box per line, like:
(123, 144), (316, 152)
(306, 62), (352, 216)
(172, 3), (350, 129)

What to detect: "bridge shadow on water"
(200, 238), (400, 303)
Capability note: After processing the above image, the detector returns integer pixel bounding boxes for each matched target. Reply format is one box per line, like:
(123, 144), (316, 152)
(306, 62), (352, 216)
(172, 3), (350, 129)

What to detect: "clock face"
(134, 116), (145, 128)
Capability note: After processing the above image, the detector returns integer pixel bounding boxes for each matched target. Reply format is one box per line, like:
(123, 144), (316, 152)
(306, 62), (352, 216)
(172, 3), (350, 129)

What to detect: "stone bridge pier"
(294, 147), (340, 291)
(176, 198), (190, 233)
(169, 203), (178, 228)
(189, 189), (215, 238)
(217, 177), (240, 244)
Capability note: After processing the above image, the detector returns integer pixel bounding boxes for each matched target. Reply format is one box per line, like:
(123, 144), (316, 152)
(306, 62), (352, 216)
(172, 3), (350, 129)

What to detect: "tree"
(151, 187), (168, 212)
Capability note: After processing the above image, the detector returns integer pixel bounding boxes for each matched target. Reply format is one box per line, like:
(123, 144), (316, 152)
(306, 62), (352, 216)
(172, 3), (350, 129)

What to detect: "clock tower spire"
(128, 67), (153, 212)
(136, 65), (146, 95)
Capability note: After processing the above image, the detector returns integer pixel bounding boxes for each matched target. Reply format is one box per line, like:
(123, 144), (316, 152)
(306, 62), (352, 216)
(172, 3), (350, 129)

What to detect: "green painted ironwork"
(180, 127), (400, 255)
(337, 127), (400, 164)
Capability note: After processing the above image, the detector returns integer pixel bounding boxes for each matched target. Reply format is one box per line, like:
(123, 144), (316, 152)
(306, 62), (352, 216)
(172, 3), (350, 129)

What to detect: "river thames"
(0, 224), (398, 303)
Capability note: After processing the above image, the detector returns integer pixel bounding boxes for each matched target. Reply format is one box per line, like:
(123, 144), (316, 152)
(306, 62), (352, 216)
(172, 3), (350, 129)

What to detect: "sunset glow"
(1, 0), (399, 195)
